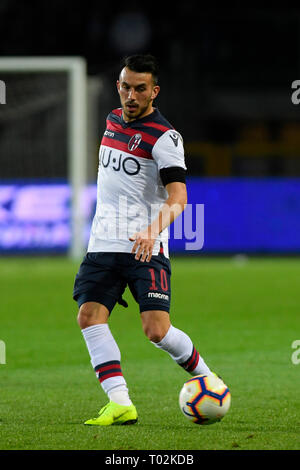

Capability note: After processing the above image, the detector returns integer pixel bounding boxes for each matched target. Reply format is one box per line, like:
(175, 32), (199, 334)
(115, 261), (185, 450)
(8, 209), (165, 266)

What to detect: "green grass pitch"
(0, 256), (299, 450)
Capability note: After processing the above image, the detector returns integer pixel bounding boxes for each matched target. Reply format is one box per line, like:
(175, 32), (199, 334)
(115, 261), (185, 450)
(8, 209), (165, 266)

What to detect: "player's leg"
(73, 253), (137, 425)
(77, 301), (131, 405)
(140, 309), (170, 343)
(127, 249), (211, 376)
(141, 309), (212, 376)
(78, 300), (109, 327)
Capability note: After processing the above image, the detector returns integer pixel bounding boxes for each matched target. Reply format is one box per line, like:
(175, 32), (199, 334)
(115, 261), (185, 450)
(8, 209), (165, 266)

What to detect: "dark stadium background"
(0, 3), (300, 254)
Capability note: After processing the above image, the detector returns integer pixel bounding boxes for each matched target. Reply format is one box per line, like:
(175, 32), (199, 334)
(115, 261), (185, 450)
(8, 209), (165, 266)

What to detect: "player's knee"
(77, 302), (108, 329)
(77, 304), (94, 329)
(143, 324), (167, 343)
(141, 311), (170, 343)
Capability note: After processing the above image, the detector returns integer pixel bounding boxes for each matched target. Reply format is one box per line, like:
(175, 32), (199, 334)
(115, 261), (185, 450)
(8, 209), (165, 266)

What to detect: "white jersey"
(87, 107), (186, 258)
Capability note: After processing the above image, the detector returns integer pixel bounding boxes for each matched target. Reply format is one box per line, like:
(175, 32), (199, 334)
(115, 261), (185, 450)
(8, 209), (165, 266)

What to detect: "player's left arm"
(130, 129), (187, 263)
(130, 181), (187, 262)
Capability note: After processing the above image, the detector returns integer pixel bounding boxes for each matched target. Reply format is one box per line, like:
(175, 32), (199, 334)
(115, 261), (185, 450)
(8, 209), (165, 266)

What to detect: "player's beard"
(123, 99), (153, 122)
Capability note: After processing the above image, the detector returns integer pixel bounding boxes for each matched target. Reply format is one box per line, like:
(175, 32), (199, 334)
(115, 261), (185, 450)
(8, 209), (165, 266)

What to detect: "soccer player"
(73, 54), (212, 425)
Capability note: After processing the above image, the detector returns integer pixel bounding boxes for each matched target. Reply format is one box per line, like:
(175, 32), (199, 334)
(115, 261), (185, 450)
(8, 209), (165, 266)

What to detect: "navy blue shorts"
(73, 250), (171, 314)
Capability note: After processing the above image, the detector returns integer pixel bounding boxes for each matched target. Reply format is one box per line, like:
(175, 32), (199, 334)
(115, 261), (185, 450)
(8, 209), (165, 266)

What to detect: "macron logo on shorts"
(148, 292), (169, 301)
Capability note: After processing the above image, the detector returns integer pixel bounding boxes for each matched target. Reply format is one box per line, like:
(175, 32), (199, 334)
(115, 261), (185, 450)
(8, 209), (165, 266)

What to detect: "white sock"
(108, 390), (132, 406)
(81, 324), (132, 405)
(152, 325), (212, 375)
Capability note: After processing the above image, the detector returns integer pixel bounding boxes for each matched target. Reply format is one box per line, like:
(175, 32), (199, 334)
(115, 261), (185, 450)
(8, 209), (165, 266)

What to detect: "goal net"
(0, 57), (96, 259)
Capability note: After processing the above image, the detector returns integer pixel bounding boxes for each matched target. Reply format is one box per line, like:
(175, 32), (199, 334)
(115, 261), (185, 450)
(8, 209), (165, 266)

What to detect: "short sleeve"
(152, 129), (187, 171)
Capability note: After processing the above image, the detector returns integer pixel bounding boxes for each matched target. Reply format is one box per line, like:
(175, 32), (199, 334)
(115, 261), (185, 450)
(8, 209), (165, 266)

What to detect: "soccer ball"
(179, 374), (231, 425)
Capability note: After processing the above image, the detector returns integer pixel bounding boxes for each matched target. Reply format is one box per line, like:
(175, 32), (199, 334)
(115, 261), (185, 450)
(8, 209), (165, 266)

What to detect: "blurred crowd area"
(1, 3), (300, 178)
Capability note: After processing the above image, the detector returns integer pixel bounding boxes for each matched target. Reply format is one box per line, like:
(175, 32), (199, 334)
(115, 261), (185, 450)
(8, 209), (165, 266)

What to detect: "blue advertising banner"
(171, 178), (300, 254)
(0, 179), (299, 254)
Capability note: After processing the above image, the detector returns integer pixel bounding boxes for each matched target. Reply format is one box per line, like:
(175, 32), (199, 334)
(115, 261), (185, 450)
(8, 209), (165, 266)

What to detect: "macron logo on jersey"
(169, 131), (183, 148)
(169, 131), (179, 147)
(104, 130), (114, 138)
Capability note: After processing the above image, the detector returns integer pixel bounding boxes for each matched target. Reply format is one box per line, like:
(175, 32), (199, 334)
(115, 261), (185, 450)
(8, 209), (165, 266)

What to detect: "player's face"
(117, 67), (160, 122)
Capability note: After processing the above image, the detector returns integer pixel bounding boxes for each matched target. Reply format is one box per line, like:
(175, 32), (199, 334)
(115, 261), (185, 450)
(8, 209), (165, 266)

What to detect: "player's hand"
(129, 229), (157, 262)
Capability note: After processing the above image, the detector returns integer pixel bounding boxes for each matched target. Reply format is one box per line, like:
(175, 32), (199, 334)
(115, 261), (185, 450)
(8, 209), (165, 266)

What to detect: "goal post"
(0, 57), (88, 259)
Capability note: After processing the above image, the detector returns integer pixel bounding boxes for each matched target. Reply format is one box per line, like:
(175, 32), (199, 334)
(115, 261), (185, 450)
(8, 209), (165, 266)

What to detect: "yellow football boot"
(84, 401), (138, 426)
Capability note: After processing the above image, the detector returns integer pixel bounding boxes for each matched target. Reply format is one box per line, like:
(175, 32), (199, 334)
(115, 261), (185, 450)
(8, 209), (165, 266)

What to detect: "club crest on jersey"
(128, 133), (142, 152)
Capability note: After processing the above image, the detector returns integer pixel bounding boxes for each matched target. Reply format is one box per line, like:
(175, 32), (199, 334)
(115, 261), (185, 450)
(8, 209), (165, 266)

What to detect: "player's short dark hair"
(121, 54), (159, 85)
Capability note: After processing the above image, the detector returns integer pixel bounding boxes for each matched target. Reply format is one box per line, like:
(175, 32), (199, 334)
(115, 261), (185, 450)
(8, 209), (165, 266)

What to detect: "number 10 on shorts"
(148, 268), (168, 292)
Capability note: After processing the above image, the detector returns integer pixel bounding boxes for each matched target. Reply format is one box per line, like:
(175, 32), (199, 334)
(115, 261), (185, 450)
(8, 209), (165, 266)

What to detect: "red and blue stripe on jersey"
(101, 108), (174, 160)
